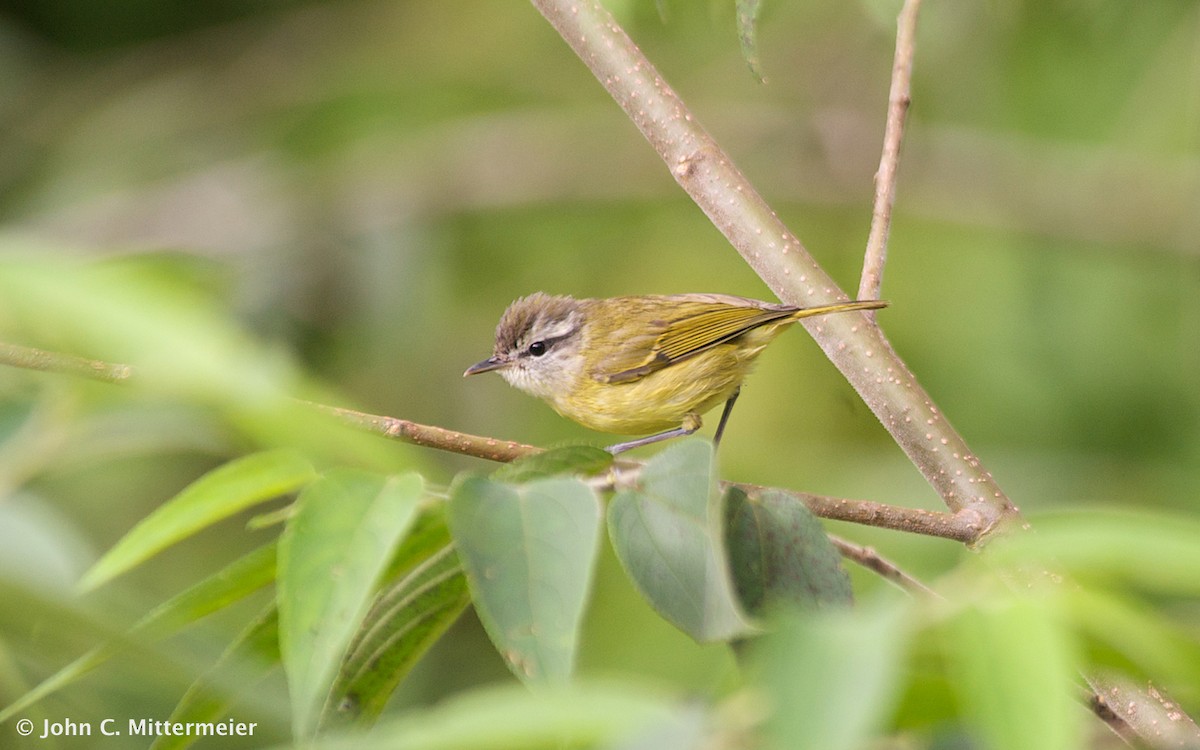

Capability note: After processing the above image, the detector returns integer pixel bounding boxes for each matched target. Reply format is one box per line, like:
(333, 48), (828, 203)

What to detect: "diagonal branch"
(1086, 675), (1200, 748)
(527, 0), (1020, 542)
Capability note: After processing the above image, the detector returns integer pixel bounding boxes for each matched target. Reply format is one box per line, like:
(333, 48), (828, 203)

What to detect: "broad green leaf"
(151, 605), (284, 750)
(447, 475), (602, 684)
(947, 595), (1082, 750)
(279, 681), (683, 750)
(607, 439), (751, 642)
(278, 470), (422, 739)
(755, 603), (907, 750)
(323, 513), (470, 728)
(80, 449), (316, 590)
(724, 487), (852, 616)
(1, 541), (276, 723)
(491, 445), (613, 483)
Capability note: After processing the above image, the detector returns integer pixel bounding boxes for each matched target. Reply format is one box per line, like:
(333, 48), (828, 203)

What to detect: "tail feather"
(789, 299), (888, 320)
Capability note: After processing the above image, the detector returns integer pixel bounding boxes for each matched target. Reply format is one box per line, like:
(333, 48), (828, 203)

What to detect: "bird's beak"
(463, 356), (506, 377)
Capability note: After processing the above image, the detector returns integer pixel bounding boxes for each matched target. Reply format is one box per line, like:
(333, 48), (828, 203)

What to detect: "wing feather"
(594, 301), (794, 384)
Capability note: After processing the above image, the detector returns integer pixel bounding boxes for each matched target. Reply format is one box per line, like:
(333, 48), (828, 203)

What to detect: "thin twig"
(727, 480), (981, 543)
(858, 0), (921, 303)
(0, 342), (133, 384)
(305, 403), (540, 464)
(527, 0), (1020, 541)
(828, 534), (941, 598)
(0, 339), (987, 542)
(0, 340), (541, 464)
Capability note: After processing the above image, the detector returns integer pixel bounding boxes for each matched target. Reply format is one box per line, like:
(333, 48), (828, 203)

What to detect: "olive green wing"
(594, 303), (794, 384)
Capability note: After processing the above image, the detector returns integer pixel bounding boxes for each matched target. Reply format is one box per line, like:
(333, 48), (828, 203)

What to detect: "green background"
(0, 0), (1196, 746)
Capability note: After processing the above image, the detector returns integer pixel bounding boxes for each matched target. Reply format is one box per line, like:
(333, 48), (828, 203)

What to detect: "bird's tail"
(789, 298), (888, 320)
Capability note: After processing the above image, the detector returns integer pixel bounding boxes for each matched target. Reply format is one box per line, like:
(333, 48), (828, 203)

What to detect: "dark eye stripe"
(521, 330), (574, 359)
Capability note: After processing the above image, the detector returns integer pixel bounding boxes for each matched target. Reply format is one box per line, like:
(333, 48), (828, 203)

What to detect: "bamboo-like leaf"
(724, 487), (852, 616)
(607, 438), (751, 642)
(80, 449), (315, 590)
(0, 542), (276, 723)
(278, 470), (422, 739)
(447, 475), (601, 684)
(323, 511), (469, 728)
(151, 605), (284, 750)
(303, 682), (684, 750)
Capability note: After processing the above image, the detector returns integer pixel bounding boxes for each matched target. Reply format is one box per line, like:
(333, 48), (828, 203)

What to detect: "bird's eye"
(527, 341), (548, 356)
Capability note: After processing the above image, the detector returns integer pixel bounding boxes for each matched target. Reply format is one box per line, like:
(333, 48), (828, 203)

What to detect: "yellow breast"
(548, 336), (773, 435)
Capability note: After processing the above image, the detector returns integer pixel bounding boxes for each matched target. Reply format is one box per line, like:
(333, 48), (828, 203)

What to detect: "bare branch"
(527, 0), (1020, 539)
(304, 403), (540, 464)
(0, 340), (540, 464)
(726, 480), (981, 543)
(0, 339), (988, 541)
(0, 342), (133, 385)
(828, 535), (941, 598)
(859, 0), (921, 303)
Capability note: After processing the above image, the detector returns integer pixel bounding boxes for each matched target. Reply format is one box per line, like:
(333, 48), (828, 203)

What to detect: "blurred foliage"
(0, 0), (1198, 748)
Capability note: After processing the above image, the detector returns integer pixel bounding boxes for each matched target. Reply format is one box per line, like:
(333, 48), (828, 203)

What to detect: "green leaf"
(491, 445), (613, 483)
(1066, 587), (1200, 694)
(151, 605), (284, 750)
(755, 603), (907, 750)
(988, 508), (1200, 595)
(1, 541), (277, 723)
(292, 681), (683, 750)
(80, 449), (316, 590)
(137, 540), (278, 637)
(947, 594), (1082, 750)
(607, 438), (751, 642)
(323, 512), (470, 728)
(724, 487), (852, 616)
(447, 475), (602, 684)
(736, 0), (765, 81)
(278, 470), (422, 739)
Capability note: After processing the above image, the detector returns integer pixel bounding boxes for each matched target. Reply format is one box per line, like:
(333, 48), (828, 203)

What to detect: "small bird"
(465, 292), (887, 453)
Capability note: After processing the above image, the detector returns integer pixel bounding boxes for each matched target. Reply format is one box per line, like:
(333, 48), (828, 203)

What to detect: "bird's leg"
(711, 387), (741, 449)
(606, 412), (703, 455)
